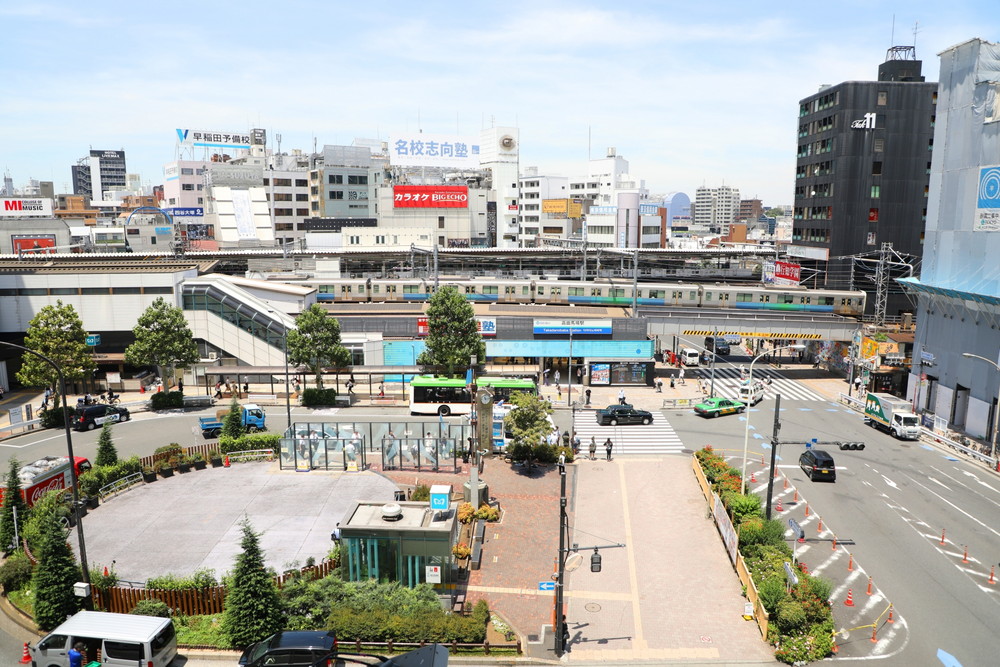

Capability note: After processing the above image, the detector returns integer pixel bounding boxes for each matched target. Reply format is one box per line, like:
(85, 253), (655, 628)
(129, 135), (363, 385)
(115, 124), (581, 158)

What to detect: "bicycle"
(99, 393), (121, 406)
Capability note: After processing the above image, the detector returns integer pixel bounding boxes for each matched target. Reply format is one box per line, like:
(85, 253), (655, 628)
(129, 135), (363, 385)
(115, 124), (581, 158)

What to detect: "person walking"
(604, 437), (613, 461)
(618, 389), (626, 405)
(589, 436), (597, 461)
(854, 375), (863, 395)
(678, 367), (686, 385)
(543, 368), (550, 385)
(572, 431), (581, 454)
(585, 388), (592, 406)
(554, 369), (561, 386)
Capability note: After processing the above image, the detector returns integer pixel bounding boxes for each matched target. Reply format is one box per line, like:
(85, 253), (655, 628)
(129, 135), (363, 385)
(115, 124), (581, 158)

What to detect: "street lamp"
(267, 311), (293, 442)
(741, 343), (805, 494)
(0, 342), (91, 597)
(961, 352), (1000, 463)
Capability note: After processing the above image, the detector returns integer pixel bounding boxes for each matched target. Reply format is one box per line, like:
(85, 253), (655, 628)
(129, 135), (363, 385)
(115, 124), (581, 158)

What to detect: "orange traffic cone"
(750, 471), (757, 483)
(989, 566), (996, 585)
(19, 643), (30, 664)
(844, 589), (855, 607)
(793, 489), (799, 502)
(887, 604), (894, 624)
(847, 553), (854, 571)
(775, 497), (783, 512)
(224, 455), (230, 467)
(804, 502), (810, 517)
(870, 625), (878, 643)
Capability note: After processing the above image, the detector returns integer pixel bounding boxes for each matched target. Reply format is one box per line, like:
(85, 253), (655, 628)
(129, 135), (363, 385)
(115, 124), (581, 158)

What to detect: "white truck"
(864, 392), (921, 440)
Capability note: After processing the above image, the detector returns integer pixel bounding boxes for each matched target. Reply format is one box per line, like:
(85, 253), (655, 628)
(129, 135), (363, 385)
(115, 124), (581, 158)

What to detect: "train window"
(524, 286), (532, 295)
(319, 285), (333, 294)
(821, 297), (833, 305)
(387, 285), (396, 293)
(551, 287), (561, 296)
(841, 298), (849, 305)
(689, 291), (697, 301)
(537, 286), (544, 295)
(800, 296), (810, 304)
(570, 287), (584, 296)
(591, 288), (602, 296)
(341, 285), (351, 293)
(759, 294), (771, 302)
(705, 292), (712, 301)
(672, 291), (683, 299)
(737, 293), (752, 302)
(611, 288), (624, 298)
(719, 292), (729, 300)
(781, 295), (794, 304)
(372, 285), (379, 293)
(649, 290), (663, 299)
(483, 286), (498, 294)
(403, 285), (419, 293)
(465, 286), (476, 294)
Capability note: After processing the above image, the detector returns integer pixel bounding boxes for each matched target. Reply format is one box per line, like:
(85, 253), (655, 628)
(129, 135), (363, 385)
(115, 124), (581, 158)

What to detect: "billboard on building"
(533, 319), (612, 335)
(175, 129), (252, 150)
(389, 133), (480, 169)
(2, 198), (54, 217)
(774, 260), (801, 285)
(11, 234), (56, 253)
(785, 245), (829, 261)
(90, 150), (124, 160)
(567, 200), (583, 218)
(393, 185), (469, 208)
(975, 165), (1000, 231)
(543, 199), (568, 214)
(418, 317), (496, 336)
(206, 164), (264, 188)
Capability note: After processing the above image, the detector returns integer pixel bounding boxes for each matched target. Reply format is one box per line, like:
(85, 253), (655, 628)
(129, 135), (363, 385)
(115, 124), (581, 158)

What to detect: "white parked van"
(680, 348), (701, 367)
(31, 611), (177, 667)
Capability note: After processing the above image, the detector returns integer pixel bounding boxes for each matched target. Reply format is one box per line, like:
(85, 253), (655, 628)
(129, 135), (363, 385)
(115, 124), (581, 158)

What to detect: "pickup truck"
(199, 404), (266, 438)
(864, 392), (920, 440)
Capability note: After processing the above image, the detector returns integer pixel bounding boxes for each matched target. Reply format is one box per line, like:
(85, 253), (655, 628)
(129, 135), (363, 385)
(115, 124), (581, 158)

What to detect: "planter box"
(193, 460), (207, 470)
(142, 472), (157, 483)
(177, 463), (192, 473)
(210, 457), (224, 468)
(86, 496), (99, 510)
(158, 467), (174, 478)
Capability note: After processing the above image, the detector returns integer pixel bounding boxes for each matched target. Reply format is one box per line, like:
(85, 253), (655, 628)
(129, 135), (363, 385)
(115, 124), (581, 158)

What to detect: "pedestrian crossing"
(690, 368), (827, 402)
(572, 412), (685, 456)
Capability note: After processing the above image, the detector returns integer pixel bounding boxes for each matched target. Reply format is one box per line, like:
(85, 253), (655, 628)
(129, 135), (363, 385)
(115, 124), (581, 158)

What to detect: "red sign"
(11, 235), (56, 253)
(393, 185), (468, 208)
(774, 261), (801, 284)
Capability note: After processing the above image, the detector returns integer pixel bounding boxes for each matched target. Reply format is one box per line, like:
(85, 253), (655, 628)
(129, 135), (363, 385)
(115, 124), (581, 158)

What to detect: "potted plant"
(157, 460), (174, 478)
(209, 450), (224, 467)
(142, 466), (157, 483)
(85, 495), (99, 510)
(190, 453), (207, 470)
(176, 455), (192, 473)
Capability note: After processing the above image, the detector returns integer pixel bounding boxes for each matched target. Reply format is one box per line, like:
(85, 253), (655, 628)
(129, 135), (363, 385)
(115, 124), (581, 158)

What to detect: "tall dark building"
(71, 149), (127, 200)
(791, 47), (937, 317)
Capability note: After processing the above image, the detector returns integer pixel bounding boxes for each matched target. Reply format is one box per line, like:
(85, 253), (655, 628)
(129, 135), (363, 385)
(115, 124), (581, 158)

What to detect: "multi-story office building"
(693, 185), (739, 234)
(902, 38), (1000, 441)
(793, 47), (937, 314)
(308, 145), (381, 220)
(519, 169), (572, 243)
(71, 150), (127, 203)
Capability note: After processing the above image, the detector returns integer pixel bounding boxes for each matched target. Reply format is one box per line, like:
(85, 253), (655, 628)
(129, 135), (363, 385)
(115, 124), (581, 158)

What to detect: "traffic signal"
(590, 549), (602, 572)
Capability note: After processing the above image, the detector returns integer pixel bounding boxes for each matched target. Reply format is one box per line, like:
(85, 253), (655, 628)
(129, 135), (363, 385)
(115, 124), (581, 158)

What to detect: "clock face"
(480, 392), (492, 405)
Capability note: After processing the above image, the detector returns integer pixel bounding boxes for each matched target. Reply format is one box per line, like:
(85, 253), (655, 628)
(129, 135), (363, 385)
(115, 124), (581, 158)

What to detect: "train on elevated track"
(305, 276), (866, 317)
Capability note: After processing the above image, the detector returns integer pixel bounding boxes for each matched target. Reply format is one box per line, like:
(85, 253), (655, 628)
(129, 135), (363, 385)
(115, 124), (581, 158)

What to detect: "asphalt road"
(669, 397), (1000, 667)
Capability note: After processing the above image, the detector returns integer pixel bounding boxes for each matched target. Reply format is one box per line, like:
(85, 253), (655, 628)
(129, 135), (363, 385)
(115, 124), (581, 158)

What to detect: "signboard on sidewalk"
(426, 566), (442, 584)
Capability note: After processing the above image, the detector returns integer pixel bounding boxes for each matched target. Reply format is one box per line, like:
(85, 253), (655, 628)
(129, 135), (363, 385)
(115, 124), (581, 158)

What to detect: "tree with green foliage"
(16, 301), (94, 409)
(222, 396), (245, 439)
(124, 297), (199, 387)
(95, 422), (118, 467)
(503, 392), (553, 462)
(32, 518), (81, 631)
(286, 305), (350, 390)
(416, 285), (485, 377)
(221, 518), (284, 648)
(0, 459), (29, 553)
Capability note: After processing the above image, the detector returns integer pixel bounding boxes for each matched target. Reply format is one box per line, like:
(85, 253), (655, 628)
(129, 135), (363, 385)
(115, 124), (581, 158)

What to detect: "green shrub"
(150, 391), (185, 410)
(723, 491), (763, 524)
(39, 406), (74, 429)
(147, 568), (218, 591)
(154, 444), (184, 455)
(88, 566), (119, 591)
(131, 599), (171, 617)
(474, 505), (500, 522)
(219, 433), (281, 454)
(0, 551), (34, 593)
(742, 543), (793, 583)
(802, 574), (833, 608)
(756, 576), (787, 613)
(78, 456), (143, 498)
(738, 517), (786, 548)
(411, 484), (430, 502)
(301, 388), (338, 407)
(774, 620), (835, 664)
(775, 599), (807, 634)
(555, 446), (574, 463)
(457, 503), (475, 524)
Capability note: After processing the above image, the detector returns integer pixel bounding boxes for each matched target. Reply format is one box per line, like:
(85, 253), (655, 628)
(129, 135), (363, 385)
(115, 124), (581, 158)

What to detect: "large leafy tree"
(416, 285), (485, 377)
(0, 459), (30, 552)
(16, 301), (95, 408)
(32, 518), (81, 631)
(95, 422), (118, 467)
(503, 392), (554, 462)
(286, 305), (350, 390)
(221, 518), (284, 648)
(124, 297), (199, 384)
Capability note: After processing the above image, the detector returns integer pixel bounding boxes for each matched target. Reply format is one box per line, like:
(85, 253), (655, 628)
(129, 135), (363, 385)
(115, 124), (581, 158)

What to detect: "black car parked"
(71, 404), (130, 431)
(239, 631), (338, 667)
(595, 404), (654, 426)
(799, 449), (836, 482)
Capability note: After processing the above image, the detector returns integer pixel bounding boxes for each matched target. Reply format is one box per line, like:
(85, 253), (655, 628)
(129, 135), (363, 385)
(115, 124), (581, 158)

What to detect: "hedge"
(301, 388), (338, 407)
(150, 391), (185, 410)
(77, 456), (143, 498)
(219, 432), (281, 454)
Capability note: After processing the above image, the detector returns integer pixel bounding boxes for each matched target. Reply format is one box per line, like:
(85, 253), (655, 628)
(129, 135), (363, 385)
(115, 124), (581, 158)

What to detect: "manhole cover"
(585, 603), (602, 613)
(681, 448), (694, 454)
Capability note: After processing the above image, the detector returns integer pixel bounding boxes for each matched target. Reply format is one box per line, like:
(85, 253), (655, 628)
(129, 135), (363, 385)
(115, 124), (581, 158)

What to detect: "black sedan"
(595, 405), (654, 426)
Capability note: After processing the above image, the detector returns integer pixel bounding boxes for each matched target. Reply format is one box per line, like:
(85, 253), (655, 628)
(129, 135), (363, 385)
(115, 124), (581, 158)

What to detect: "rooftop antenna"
(912, 21), (920, 50)
(890, 14), (895, 47)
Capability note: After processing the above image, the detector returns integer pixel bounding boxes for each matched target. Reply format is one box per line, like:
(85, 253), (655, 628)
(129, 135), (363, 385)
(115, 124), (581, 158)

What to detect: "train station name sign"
(533, 319), (612, 335)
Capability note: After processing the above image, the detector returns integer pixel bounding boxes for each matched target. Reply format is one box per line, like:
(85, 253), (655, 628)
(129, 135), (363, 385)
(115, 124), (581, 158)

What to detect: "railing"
(99, 472), (143, 501)
(227, 448), (275, 462)
(923, 429), (996, 467)
(333, 639), (520, 656)
(661, 397), (696, 409)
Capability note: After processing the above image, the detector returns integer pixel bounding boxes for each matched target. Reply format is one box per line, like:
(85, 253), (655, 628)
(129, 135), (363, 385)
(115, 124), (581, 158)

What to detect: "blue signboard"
(86, 334), (101, 347)
(639, 203), (660, 215)
(532, 319), (612, 335)
(165, 207), (204, 217)
(538, 581), (555, 591)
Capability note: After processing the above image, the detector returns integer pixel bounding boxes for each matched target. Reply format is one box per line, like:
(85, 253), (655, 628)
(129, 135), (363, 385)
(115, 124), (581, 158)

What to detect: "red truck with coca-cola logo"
(0, 456), (92, 507)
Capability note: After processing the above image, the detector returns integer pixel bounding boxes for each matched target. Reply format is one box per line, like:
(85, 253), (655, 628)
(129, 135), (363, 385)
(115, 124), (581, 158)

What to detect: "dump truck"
(864, 392), (921, 440)
(0, 456), (92, 507)
(198, 403), (266, 438)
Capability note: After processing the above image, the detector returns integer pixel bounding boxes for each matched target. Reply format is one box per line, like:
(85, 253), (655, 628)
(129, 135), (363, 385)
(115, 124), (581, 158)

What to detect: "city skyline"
(2, 1), (998, 205)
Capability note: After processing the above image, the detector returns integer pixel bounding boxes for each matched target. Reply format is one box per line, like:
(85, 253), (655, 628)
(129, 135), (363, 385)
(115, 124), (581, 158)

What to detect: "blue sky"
(2, 1), (998, 207)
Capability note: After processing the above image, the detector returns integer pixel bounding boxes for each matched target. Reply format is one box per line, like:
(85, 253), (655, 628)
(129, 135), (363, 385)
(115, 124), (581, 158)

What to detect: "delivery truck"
(864, 392), (921, 440)
(198, 403), (266, 438)
(0, 456), (92, 507)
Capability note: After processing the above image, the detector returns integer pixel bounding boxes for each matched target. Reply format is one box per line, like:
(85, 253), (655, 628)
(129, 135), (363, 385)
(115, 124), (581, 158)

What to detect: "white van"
(680, 348), (701, 367)
(31, 611), (177, 667)
(738, 380), (766, 405)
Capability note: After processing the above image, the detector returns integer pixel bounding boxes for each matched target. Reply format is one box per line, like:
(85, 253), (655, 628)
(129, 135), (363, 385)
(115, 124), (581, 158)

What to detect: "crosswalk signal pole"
(554, 462), (567, 656)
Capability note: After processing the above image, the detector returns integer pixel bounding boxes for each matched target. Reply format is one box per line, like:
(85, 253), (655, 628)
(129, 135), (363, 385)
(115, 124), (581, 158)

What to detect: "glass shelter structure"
(340, 501), (458, 588)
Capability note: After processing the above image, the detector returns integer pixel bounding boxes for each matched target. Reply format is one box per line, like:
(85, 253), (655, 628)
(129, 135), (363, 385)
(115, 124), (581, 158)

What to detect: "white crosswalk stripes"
(572, 412), (685, 456)
(692, 368), (826, 402)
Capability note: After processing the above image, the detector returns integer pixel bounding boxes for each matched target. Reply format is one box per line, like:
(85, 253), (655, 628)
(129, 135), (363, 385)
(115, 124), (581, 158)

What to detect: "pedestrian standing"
(604, 438), (613, 461)
(656, 378), (663, 393)
(543, 368), (550, 385)
(854, 376), (863, 394)
(177, 377), (184, 393)
(679, 368), (686, 385)
(243, 379), (249, 397)
(585, 388), (592, 406)
(589, 437), (597, 460)
(554, 369), (561, 386)
(572, 431), (581, 453)
(68, 643), (86, 667)
(618, 389), (626, 405)
(378, 382), (385, 397)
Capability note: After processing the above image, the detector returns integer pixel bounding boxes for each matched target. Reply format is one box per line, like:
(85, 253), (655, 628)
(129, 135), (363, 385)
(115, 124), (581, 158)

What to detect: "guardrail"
(662, 397), (696, 409)
(99, 472), (144, 501)
(924, 430), (996, 467)
(838, 392), (865, 411)
(226, 449), (275, 462)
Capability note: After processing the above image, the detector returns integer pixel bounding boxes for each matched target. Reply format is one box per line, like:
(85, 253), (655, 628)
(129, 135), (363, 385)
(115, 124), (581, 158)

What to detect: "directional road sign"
(538, 581), (555, 591)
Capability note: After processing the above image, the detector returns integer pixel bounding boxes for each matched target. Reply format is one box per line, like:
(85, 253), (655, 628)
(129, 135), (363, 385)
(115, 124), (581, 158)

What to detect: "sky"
(2, 1), (998, 207)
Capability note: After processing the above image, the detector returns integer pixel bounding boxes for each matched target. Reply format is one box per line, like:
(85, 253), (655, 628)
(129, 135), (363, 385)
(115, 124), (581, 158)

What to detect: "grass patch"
(174, 614), (227, 647)
(8, 588), (33, 617)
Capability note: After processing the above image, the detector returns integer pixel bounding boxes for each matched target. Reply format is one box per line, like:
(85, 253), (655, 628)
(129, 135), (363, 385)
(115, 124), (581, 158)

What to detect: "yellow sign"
(542, 199), (568, 214)
(346, 460), (359, 472)
(567, 201), (583, 217)
(860, 336), (879, 359)
(682, 330), (823, 340)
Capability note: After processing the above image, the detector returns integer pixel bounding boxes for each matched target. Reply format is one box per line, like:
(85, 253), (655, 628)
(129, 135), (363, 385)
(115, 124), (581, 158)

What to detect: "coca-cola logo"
(29, 476), (64, 506)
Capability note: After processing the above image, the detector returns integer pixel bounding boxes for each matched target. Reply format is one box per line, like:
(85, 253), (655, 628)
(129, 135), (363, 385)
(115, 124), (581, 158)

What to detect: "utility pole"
(873, 242), (891, 328)
(765, 394), (782, 520)
(631, 249), (639, 318)
(554, 463), (568, 656)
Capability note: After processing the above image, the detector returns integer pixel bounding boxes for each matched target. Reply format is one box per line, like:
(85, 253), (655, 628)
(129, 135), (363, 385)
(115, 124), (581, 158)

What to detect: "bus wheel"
(438, 405), (451, 416)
